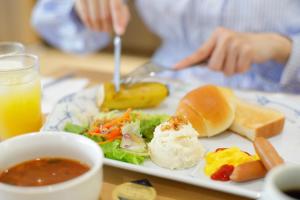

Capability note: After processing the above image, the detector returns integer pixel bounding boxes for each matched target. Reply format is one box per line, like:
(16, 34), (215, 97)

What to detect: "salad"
(64, 109), (169, 165)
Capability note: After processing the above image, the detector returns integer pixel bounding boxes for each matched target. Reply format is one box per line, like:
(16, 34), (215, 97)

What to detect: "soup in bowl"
(0, 132), (103, 200)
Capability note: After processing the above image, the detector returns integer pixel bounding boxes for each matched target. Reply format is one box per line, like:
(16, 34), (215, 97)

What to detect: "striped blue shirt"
(32, 0), (300, 93)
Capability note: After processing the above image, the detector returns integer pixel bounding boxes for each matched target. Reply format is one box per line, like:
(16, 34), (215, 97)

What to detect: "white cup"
(261, 164), (300, 200)
(0, 132), (103, 200)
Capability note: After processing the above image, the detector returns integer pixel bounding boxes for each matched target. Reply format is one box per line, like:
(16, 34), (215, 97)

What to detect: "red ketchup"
(211, 164), (234, 181)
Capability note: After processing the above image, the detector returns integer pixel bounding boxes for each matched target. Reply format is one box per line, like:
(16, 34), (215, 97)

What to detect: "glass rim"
(0, 41), (24, 46)
(0, 53), (39, 73)
(0, 42), (25, 53)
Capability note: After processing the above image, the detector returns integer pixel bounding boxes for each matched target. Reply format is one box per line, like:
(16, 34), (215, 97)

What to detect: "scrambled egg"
(204, 147), (259, 176)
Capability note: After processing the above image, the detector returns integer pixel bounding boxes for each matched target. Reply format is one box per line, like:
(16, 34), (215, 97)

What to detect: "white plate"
(42, 82), (300, 199)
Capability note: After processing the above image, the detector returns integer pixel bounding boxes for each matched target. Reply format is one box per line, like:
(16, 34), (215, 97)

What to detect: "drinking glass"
(0, 42), (25, 56)
(0, 54), (42, 140)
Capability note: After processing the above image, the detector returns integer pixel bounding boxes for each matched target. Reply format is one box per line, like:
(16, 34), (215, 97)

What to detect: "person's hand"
(175, 27), (291, 76)
(75, 0), (130, 35)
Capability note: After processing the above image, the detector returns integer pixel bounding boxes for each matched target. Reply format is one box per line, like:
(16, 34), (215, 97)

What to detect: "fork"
(121, 62), (172, 85)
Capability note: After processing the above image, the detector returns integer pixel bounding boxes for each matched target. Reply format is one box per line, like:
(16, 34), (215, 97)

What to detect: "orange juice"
(0, 55), (42, 140)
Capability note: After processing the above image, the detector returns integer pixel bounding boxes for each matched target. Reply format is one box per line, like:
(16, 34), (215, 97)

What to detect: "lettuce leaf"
(64, 122), (104, 142)
(64, 122), (87, 134)
(64, 123), (145, 164)
(100, 140), (145, 165)
(139, 114), (170, 142)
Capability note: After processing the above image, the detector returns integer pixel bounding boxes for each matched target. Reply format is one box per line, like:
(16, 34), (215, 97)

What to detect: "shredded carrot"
(108, 135), (122, 142)
(88, 127), (101, 135)
(103, 109), (131, 128)
(103, 127), (122, 140)
(95, 109), (132, 143)
(89, 132), (99, 136)
(93, 127), (100, 133)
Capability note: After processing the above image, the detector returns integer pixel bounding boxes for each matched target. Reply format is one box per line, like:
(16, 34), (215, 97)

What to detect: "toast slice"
(229, 99), (285, 141)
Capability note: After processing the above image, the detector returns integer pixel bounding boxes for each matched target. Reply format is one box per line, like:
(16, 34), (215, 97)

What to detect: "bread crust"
(177, 101), (207, 137)
(229, 100), (285, 141)
(177, 85), (235, 137)
(255, 117), (285, 138)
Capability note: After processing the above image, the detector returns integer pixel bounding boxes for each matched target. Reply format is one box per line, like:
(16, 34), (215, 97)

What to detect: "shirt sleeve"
(31, 0), (110, 54)
(280, 35), (300, 90)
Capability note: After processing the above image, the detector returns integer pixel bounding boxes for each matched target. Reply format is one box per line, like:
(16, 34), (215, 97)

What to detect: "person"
(32, 0), (300, 93)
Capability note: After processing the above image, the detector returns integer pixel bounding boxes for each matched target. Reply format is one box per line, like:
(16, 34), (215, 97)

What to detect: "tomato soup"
(0, 158), (89, 186)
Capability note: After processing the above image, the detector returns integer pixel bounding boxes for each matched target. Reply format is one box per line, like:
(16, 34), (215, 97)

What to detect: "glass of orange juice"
(0, 42), (24, 56)
(0, 54), (42, 140)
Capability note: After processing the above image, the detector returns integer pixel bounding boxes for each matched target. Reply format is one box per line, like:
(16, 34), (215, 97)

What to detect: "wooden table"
(37, 47), (252, 200)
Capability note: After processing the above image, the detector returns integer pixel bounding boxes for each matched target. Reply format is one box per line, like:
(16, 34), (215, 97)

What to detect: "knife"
(113, 35), (121, 92)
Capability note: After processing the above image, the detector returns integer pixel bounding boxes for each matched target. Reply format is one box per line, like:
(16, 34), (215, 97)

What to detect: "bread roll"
(177, 85), (236, 137)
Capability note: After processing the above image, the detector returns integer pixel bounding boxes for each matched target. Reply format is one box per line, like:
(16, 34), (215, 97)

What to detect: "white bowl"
(0, 132), (103, 200)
